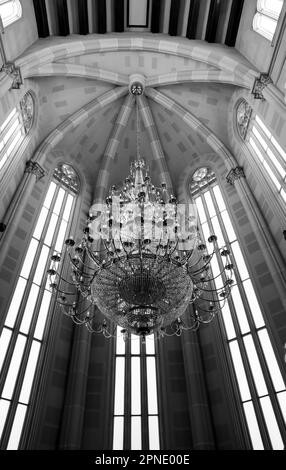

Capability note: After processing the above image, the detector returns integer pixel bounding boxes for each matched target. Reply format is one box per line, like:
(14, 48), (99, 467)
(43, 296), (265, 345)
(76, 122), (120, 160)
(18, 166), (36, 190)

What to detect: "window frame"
(0, 0), (22, 28)
(0, 164), (80, 450)
(252, 0), (283, 41)
(190, 170), (286, 449)
(0, 92), (35, 179)
(112, 328), (160, 451)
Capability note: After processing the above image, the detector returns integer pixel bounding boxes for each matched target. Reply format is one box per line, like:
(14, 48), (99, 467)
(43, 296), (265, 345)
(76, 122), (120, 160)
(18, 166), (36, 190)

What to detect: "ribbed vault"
(19, 35), (259, 198)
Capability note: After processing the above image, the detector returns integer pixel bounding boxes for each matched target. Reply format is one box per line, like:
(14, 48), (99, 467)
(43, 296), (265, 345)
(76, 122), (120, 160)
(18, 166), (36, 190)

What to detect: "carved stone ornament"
(25, 161), (46, 182)
(251, 73), (272, 100)
(1, 62), (23, 90)
(226, 167), (245, 185)
(236, 100), (253, 140)
(20, 92), (34, 133)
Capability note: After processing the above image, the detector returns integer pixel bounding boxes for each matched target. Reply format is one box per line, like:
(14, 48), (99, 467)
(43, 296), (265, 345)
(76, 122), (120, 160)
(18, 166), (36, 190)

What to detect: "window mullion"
(250, 131), (283, 187)
(233, 336), (273, 448)
(140, 341), (149, 450)
(254, 123), (286, 170)
(124, 340), (131, 450)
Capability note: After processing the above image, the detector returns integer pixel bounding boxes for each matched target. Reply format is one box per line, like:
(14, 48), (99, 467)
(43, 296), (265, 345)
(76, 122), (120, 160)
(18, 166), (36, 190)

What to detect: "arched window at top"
(0, 0), (22, 28)
(253, 0), (283, 41)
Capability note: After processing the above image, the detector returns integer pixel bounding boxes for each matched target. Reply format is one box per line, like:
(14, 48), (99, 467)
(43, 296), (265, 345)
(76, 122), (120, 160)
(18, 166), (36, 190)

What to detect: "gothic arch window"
(113, 328), (160, 450)
(237, 101), (286, 206)
(0, 0), (22, 28)
(253, 0), (283, 41)
(0, 91), (35, 175)
(0, 163), (80, 449)
(190, 168), (286, 449)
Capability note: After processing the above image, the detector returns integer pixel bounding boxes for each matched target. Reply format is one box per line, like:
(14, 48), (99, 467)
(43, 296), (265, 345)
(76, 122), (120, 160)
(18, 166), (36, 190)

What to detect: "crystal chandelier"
(48, 99), (234, 339)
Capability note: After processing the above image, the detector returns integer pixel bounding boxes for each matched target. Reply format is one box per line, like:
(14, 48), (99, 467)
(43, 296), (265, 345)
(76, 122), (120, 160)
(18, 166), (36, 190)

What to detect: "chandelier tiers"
(48, 159), (234, 340)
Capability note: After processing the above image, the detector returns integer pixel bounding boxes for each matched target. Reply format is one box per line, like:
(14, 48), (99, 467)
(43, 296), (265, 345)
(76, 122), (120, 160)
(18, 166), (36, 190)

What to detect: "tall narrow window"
(191, 168), (286, 450)
(113, 328), (160, 450)
(0, 92), (34, 174)
(0, 163), (79, 449)
(253, 0), (283, 41)
(247, 111), (286, 205)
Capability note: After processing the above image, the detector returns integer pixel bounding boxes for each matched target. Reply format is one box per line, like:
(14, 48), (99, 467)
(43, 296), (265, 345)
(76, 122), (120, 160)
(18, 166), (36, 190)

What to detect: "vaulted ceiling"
(20, 1), (257, 197)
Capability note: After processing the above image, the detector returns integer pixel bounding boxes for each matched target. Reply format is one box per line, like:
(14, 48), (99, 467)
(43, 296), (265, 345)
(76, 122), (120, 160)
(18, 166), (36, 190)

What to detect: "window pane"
(131, 416), (142, 450)
(243, 279), (265, 328)
(146, 357), (158, 415)
(271, 136), (286, 162)
(149, 416), (160, 450)
(20, 238), (39, 279)
(146, 335), (155, 355)
(210, 215), (225, 248)
(34, 290), (52, 340)
(6, 404), (27, 450)
(5, 277), (27, 328)
(243, 335), (268, 397)
(6, 130), (22, 155)
(255, 117), (271, 138)
(19, 341), (41, 404)
(258, 0), (283, 19)
(210, 253), (224, 290)
(258, 329), (285, 392)
(231, 241), (249, 281)
(221, 302), (236, 340)
(229, 341), (251, 401)
(43, 182), (56, 209)
(116, 327), (125, 355)
(243, 402), (264, 450)
(44, 213), (58, 247)
(33, 206), (49, 240)
(114, 357), (125, 415)
(19, 284), (39, 334)
(196, 197), (206, 224)
(277, 391), (286, 425)
(249, 137), (264, 162)
(131, 357), (141, 415)
(213, 186), (226, 212)
(54, 219), (68, 253)
(0, 328), (12, 374)
(263, 161), (281, 190)
(53, 188), (65, 215)
(0, 399), (10, 441)
(266, 147), (286, 178)
(62, 194), (74, 221)
(3, 118), (20, 144)
(2, 334), (26, 400)
(0, 109), (17, 132)
(33, 245), (50, 286)
(131, 335), (140, 355)
(231, 285), (250, 334)
(260, 396), (284, 450)
(204, 191), (216, 218)
(252, 125), (267, 150)
(221, 211), (236, 242)
(113, 417), (124, 450)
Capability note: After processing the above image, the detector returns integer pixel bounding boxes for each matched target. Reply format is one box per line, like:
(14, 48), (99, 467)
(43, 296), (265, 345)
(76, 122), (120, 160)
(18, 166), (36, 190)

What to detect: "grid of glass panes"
(0, 178), (76, 449)
(0, 0), (22, 28)
(0, 108), (25, 173)
(113, 328), (160, 451)
(253, 0), (283, 41)
(248, 115), (286, 204)
(194, 182), (286, 450)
